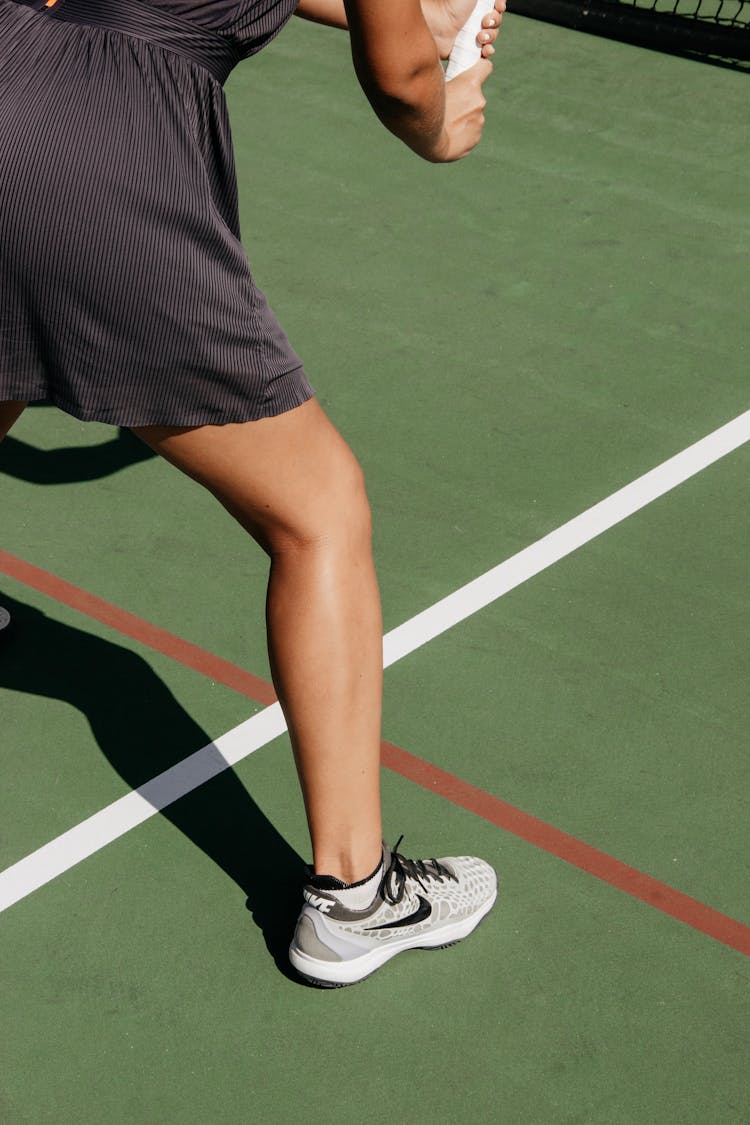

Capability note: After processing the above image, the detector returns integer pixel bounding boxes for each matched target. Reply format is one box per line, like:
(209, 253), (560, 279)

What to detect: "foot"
(289, 838), (498, 987)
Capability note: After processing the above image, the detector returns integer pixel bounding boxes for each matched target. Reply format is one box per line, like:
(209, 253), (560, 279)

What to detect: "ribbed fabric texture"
(0, 0), (314, 426)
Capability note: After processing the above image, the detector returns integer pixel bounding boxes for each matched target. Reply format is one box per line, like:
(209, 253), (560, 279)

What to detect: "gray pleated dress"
(0, 0), (314, 426)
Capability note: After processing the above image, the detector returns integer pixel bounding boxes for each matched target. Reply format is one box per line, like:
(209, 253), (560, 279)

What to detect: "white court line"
(2, 408), (750, 914)
(383, 409), (750, 665)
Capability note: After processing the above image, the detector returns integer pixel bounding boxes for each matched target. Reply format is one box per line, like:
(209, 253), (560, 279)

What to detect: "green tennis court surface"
(2, 13), (749, 1123)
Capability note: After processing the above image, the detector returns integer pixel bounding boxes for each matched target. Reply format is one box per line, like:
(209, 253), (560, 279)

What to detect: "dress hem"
(9, 367), (316, 429)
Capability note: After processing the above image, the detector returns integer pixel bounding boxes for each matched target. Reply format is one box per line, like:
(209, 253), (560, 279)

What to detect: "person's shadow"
(0, 421), (156, 484)
(0, 593), (307, 982)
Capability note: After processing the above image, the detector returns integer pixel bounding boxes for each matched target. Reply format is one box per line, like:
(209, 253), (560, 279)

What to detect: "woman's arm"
(344, 0), (496, 163)
(343, 0), (448, 161)
(296, 0), (498, 162)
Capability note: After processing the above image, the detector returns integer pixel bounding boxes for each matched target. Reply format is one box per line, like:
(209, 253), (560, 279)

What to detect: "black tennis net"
(511, 0), (750, 64)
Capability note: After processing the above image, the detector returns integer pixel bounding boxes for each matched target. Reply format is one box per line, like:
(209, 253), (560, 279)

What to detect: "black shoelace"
(380, 836), (458, 905)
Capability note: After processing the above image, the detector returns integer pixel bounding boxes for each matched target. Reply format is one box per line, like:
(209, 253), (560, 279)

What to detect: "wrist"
(419, 127), (452, 162)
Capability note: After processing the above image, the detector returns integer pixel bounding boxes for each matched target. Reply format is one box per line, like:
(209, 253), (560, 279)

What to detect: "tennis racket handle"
(444, 0), (486, 80)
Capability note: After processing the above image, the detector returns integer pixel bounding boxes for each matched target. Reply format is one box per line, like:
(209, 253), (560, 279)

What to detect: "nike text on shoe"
(289, 838), (498, 987)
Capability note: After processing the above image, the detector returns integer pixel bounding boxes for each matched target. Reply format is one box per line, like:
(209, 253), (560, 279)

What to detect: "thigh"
(0, 401), (27, 441)
(131, 398), (370, 551)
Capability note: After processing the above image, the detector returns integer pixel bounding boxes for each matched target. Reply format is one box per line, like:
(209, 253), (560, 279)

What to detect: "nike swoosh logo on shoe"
(365, 895), (432, 930)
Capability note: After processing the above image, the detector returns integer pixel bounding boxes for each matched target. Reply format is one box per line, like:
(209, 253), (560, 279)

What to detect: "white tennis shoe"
(289, 838), (498, 987)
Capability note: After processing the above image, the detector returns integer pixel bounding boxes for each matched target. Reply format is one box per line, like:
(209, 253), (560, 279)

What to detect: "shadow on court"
(0, 594), (305, 982)
(0, 426), (156, 484)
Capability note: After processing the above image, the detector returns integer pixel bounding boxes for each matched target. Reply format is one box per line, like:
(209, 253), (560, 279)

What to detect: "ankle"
(313, 845), (383, 885)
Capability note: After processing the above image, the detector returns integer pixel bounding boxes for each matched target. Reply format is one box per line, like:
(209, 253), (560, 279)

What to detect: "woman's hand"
(427, 55), (493, 162)
(422, 0), (506, 61)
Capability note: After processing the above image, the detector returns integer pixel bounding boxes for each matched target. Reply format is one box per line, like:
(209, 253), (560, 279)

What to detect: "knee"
(265, 454), (373, 559)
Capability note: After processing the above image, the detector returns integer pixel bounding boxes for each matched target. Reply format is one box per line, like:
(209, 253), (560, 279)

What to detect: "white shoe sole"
(289, 887), (497, 988)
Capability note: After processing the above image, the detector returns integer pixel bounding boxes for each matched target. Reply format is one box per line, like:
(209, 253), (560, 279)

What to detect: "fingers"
(478, 0), (506, 56)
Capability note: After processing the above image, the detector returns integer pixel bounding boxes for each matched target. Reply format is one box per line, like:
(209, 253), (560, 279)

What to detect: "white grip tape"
(444, 0), (486, 80)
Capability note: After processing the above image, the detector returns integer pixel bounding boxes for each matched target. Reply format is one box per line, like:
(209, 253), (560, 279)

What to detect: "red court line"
(2, 547), (749, 957)
(380, 741), (750, 957)
(0, 548), (277, 706)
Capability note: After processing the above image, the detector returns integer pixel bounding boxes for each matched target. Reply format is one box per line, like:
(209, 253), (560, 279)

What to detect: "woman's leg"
(133, 398), (383, 885)
(0, 400), (27, 440)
